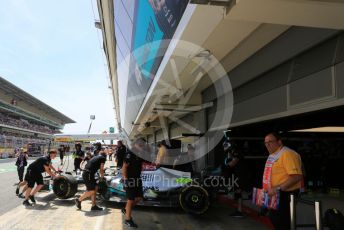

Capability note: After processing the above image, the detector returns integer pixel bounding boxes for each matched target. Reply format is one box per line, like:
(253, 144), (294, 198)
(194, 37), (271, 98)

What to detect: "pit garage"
(202, 29), (344, 228)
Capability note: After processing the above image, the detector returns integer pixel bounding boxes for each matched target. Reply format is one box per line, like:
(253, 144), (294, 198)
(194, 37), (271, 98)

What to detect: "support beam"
(154, 102), (213, 112)
(227, 0), (344, 29)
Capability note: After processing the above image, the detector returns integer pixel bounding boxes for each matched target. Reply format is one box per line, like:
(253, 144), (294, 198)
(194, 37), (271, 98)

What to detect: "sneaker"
(125, 219), (138, 228)
(18, 193), (25, 199)
(229, 211), (244, 218)
(75, 198), (81, 210)
(16, 187), (19, 195)
(29, 195), (36, 203)
(91, 205), (103, 211)
(23, 200), (32, 206)
(121, 208), (126, 215)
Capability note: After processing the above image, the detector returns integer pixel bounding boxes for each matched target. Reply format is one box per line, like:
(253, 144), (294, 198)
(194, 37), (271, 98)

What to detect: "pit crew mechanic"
(22, 149), (59, 206)
(75, 149), (106, 211)
(58, 145), (65, 165)
(222, 139), (247, 218)
(15, 148), (28, 184)
(115, 140), (126, 168)
(121, 138), (146, 228)
(93, 142), (102, 156)
(74, 143), (84, 172)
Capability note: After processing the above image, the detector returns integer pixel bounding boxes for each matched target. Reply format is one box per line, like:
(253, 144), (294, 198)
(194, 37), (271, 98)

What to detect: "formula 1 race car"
(97, 164), (211, 215)
(43, 163), (218, 215)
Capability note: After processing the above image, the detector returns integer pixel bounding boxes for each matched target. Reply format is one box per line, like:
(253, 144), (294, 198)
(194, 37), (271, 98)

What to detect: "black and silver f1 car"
(98, 165), (211, 215)
(44, 164), (222, 215)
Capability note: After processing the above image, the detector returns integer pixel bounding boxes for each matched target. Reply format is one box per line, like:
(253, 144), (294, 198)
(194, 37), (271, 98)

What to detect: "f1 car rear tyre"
(324, 208), (344, 230)
(53, 174), (78, 199)
(179, 185), (210, 215)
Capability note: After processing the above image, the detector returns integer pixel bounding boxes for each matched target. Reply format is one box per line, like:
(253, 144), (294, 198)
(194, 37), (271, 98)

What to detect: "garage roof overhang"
(129, 0), (344, 138)
(99, 0), (344, 139)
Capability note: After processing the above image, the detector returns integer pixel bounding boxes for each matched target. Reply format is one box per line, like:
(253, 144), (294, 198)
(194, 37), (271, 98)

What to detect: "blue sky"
(0, 0), (116, 134)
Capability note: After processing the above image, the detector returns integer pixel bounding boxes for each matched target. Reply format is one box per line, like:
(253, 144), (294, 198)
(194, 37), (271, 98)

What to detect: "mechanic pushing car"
(93, 142), (102, 156)
(121, 137), (146, 228)
(75, 148), (107, 211)
(22, 149), (59, 206)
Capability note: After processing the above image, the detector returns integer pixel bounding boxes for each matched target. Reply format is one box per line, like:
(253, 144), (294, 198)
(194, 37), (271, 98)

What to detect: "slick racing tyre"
(179, 185), (210, 215)
(53, 174), (78, 199)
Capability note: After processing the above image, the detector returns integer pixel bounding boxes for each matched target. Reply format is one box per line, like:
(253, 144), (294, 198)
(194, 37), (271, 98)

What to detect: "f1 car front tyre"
(53, 174), (78, 199)
(179, 185), (210, 215)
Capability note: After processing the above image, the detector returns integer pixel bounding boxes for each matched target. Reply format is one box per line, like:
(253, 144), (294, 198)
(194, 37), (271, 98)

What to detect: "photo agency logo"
(137, 172), (240, 192)
(164, 174), (239, 190)
(119, 39), (233, 165)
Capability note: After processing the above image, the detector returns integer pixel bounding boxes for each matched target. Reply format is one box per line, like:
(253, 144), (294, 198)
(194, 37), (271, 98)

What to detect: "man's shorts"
(82, 171), (97, 191)
(24, 169), (43, 188)
(125, 178), (143, 201)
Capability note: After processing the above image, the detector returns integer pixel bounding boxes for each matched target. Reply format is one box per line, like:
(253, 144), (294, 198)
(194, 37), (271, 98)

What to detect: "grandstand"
(0, 76), (75, 158)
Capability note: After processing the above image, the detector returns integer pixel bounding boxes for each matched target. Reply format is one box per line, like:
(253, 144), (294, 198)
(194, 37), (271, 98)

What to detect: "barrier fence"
(290, 194), (323, 230)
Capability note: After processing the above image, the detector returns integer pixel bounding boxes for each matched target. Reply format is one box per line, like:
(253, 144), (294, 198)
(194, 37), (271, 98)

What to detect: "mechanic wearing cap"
(22, 149), (58, 206)
(74, 143), (84, 172)
(121, 138), (145, 228)
(263, 132), (303, 230)
(75, 150), (106, 211)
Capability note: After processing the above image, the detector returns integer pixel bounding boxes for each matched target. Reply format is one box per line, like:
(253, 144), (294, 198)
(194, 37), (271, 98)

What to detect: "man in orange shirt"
(263, 132), (303, 230)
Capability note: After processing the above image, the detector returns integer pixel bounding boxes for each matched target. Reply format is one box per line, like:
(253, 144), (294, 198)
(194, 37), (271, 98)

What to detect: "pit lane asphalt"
(0, 155), (74, 215)
(0, 156), (268, 230)
(0, 157), (36, 215)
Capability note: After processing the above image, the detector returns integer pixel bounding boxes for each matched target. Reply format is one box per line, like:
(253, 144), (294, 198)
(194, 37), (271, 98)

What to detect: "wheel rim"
(59, 183), (65, 191)
(184, 190), (204, 210)
(191, 195), (199, 203)
(54, 178), (68, 197)
(180, 186), (210, 214)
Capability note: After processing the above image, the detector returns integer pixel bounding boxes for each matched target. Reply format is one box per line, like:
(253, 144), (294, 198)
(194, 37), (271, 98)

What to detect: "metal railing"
(290, 194), (323, 230)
